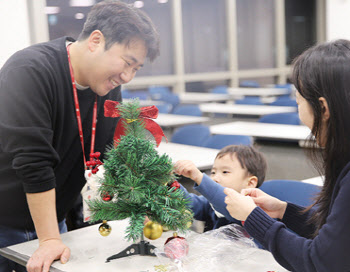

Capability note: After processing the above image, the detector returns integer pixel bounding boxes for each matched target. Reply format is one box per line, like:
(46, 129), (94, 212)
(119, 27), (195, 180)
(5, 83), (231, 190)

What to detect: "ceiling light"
(158, 0), (168, 3)
(44, 6), (60, 14)
(75, 13), (85, 20)
(70, 0), (95, 7)
(134, 1), (144, 8)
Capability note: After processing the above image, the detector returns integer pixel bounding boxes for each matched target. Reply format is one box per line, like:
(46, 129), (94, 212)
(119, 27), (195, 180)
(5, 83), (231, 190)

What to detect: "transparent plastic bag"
(155, 224), (288, 272)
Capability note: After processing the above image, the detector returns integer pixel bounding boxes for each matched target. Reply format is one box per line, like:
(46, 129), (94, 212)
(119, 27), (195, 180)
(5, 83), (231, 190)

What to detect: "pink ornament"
(164, 233), (189, 260)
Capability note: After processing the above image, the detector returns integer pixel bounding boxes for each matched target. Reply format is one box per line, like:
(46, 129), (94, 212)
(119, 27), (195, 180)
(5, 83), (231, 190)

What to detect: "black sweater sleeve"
(0, 63), (59, 193)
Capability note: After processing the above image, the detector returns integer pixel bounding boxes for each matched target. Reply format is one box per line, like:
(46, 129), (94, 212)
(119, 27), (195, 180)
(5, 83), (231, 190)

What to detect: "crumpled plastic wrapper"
(154, 224), (288, 272)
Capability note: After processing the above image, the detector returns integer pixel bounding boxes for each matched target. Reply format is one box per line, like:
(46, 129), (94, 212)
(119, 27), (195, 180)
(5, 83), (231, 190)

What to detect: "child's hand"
(174, 160), (203, 185)
(241, 188), (287, 220)
(144, 216), (150, 225)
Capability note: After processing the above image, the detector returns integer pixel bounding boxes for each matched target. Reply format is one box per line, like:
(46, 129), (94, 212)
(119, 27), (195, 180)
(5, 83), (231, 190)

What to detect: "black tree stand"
(106, 233), (156, 262)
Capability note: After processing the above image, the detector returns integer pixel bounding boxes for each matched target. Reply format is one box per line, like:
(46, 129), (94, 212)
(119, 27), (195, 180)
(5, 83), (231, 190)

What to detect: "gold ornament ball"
(184, 210), (193, 229)
(162, 225), (171, 232)
(99, 220), (112, 236)
(143, 221), (163, 240)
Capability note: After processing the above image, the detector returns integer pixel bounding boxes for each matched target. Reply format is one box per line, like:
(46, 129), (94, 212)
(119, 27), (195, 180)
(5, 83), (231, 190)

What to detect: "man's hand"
(26, 238), (70, 272)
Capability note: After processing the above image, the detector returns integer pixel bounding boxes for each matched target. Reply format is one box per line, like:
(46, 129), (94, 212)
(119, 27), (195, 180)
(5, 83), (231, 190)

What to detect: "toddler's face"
(210, 153), (251, 193)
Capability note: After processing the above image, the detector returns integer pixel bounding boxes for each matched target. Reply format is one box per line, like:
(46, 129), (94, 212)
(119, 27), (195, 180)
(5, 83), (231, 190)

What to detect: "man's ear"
(319, 97), (330, 122)
(247, 176), (258, 188)
(87, 30), (105, 52)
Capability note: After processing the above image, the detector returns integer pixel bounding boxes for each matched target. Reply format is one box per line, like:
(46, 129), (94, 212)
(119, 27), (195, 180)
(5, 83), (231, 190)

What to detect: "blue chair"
(171, 124), (211, 147)
(148, 86), (171, 100)
(260, 179), (321, 206)
(235, 97), (264, 105)
(156, 103), (172, 114)
(211, 85), (228, 94)
(259, 112), (300, 125)
(204, 134), (253, 149)
(121, 89), (132, 99)
(274, 83), (294, 92)
(122, 90), (149, 100)
(239, 80), (260, 88)
(270, 97), (297, 107)
(172, 104), (202, 116)
(153, 93), (180, 112)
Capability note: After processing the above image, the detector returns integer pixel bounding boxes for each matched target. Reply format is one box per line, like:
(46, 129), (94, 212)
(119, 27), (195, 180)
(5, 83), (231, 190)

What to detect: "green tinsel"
(88, 99), (193, 241)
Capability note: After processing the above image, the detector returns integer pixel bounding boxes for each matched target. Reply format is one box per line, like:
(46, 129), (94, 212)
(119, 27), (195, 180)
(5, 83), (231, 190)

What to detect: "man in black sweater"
(0, 1), (159, 272)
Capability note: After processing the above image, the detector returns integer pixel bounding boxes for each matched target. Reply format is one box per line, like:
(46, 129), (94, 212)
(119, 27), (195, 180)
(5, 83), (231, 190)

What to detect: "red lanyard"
(67, 44), (97, 169)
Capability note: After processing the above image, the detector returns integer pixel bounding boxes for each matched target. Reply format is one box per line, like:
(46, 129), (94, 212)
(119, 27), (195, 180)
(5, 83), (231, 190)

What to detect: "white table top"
(123, 99), (164, 106)
(199, 103), (297, 117)
(228, 87), (291, 97)
(156, 113), (210, 128)
(0, 220), (288, 272)
(210, 121), (311, 141)
(179, 92), (233, 104)
(156, 142), (219, 170)
(302, 176), (324, 186)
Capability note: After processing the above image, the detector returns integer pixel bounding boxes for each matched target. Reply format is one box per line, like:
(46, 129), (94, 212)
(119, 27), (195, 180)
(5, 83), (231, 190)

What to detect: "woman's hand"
(224, 188), (257, 221)
(241, 188), (287, 219)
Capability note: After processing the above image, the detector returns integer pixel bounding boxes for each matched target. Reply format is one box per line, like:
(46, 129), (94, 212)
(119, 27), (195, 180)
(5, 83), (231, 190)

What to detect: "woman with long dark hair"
(220, 39), (350, 271)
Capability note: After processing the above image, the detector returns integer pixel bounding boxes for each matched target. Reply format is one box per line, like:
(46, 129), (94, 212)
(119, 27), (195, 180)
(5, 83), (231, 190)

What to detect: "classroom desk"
(156, 142), (219, 170)
(228, 87), (290, 97)
(123, 99), (164, 107)
(156, 113), (210, 128)
(302, 176), (324, 186)
(199, 103), (297, 117)
(179, 92), (233, 104)
(209, 121), (311, 142)
(0, 219), (288, 272)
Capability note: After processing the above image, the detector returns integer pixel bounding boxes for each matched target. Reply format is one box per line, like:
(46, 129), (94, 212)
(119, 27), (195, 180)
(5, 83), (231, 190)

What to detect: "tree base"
(106, 240), (156, 262)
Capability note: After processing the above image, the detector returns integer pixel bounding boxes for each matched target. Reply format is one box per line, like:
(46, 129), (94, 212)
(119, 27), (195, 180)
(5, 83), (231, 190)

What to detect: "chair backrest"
(172, 104), (202, 116)
(122, 90), (149, 100)
(156, 103), (172, 114)
(171, 124), (211, 147)
(153, 93), (180, 111)
(204, 134), (253, 149)
(274, 83), (294, 93)
(211, 85), (228, 94)
(259, 179), (321, 206)
(270, 97), (297, 107)
(259, 112), (300, 125)
(235, 97), (264, 105)
(239, 80), (260, 88)
(148, 86), (171, 99)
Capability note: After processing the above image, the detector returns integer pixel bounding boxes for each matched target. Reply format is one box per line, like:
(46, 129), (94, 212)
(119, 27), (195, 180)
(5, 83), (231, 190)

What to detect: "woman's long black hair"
(292, 39), (350, 236)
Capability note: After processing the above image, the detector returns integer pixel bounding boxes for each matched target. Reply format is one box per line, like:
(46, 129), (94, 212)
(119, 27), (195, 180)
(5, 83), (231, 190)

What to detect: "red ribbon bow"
(104, 100), (167, 147)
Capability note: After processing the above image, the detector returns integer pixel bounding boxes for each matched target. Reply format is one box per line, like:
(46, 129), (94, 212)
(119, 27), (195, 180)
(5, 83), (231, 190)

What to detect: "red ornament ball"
(101, 191), (113, 201)
(164, 232), (189, 260)
(169, 180), (180, 191)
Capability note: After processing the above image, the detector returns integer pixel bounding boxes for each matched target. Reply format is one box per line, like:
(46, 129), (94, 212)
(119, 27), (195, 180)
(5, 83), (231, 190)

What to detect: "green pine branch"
(88, 99), (193, 241)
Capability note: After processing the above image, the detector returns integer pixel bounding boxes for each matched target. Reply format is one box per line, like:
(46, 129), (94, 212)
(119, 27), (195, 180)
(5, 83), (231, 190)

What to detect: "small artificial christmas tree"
(87, 99), (192, 260)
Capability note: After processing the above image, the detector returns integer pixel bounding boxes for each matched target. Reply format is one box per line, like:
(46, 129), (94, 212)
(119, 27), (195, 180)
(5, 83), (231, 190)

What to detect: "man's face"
(87, 38), (147, 96)
(210, 153), (251, 193)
